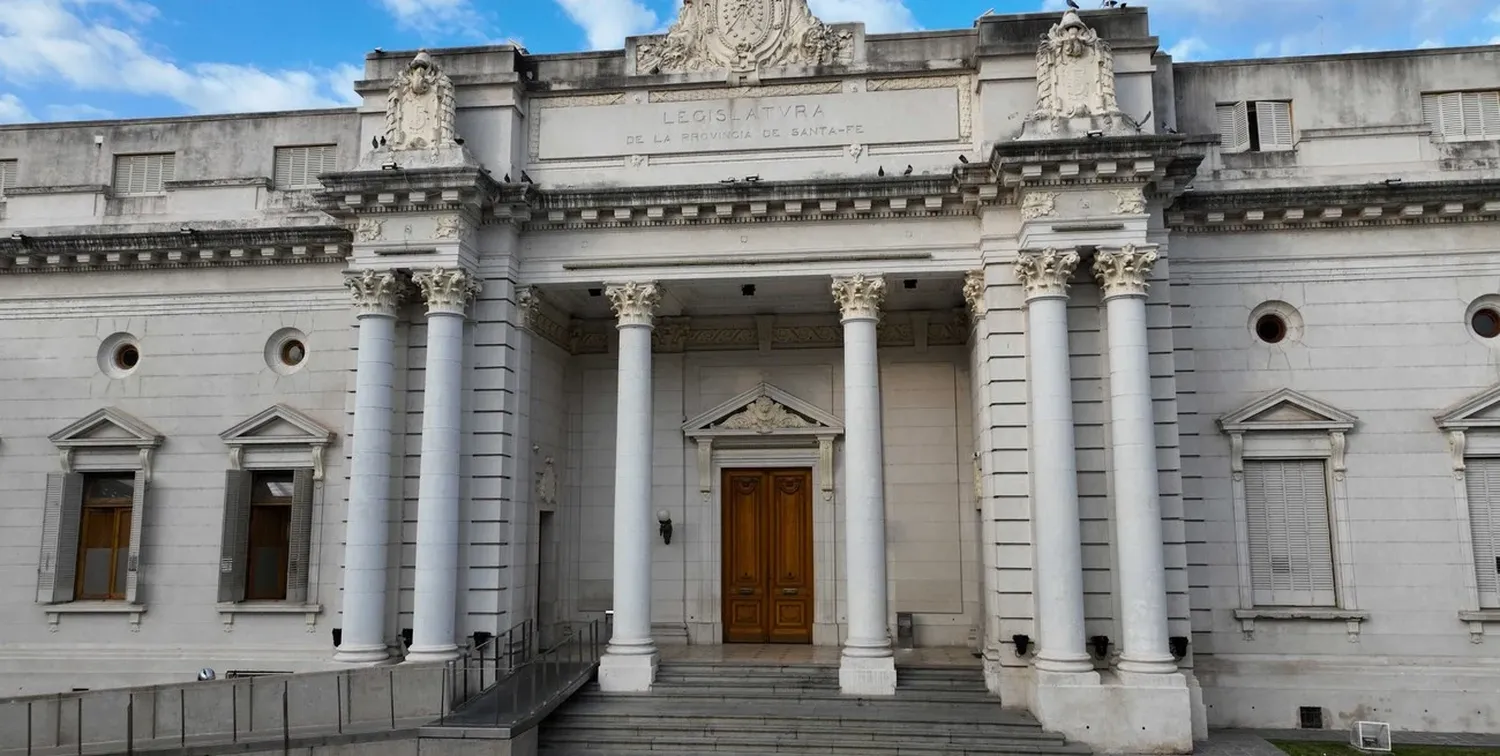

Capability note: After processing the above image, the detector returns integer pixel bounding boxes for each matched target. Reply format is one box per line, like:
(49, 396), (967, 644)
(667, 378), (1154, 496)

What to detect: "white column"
(1014, 249), (1093, 674)
(597, 280), (662, 693)
(335, 270), (409, 664)
(406, 268), (482, 664)
(1093, 245), (1177, 674)
(832, 274), (897, 696)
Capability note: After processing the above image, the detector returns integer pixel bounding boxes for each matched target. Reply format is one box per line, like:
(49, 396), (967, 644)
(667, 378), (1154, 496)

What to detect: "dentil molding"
(605, 281), (662, 327)
(831, 274), (886, 321)
(1092, 244), (1158, 298)
(415, 267), (483, 315)
(1014, 248), (1080, 300)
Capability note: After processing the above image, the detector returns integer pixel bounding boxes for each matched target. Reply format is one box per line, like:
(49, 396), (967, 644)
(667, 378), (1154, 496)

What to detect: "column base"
(332, 644), (392, 665)
(1117, 652), (1180, 675)
(839, 653), (896, 696)
(1032, 668), (1192, 754)
(403, 644), (461, 664)
(598, 649), (659, 693)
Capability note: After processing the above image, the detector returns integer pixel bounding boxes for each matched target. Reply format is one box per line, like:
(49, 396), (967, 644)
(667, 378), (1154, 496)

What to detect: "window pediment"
(683, 382), (842, 440)
(1436, 383), (1500, 432)
(220, 405), (336, 480)
(49, 408), (164, 480)
(1218, 388), (1357, 435)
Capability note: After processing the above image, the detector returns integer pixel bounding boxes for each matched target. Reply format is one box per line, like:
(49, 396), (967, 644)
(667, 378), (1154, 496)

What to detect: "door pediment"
(683, 382), (843, 440)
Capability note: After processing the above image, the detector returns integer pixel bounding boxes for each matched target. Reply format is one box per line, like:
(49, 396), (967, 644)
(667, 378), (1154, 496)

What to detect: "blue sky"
(2, 0), (1498, 125)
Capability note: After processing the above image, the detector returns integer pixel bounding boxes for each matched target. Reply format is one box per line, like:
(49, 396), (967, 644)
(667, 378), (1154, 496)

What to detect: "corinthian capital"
(962, 269), (986, 323)
(605, 281), (661, 328)
(831, 274), (886, 321)
(415, 267), (483, 315)
(345, 269), (412, 317)
(1014, 249), (1080, 301)
(1092, 244), (1158, 299)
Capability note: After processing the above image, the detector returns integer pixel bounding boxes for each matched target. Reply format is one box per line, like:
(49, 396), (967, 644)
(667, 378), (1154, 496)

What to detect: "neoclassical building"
(2, 3), (1499, 752)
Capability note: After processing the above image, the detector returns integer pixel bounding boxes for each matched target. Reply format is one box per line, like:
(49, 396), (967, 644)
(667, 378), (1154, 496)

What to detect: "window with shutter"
(112, 153), (175, 195)
(1467, 457), (1500, 608)
(1255, 101), (1294, 151)
(0, 159), (16, 196)
(36, 472), (85, 604)
(1243, 459), (1338, 607)
(1422, 90), (1500, 140)
(1217, 102), (1250, 153)
(217, 470), (255, 603)
(273, 145), (337, 190)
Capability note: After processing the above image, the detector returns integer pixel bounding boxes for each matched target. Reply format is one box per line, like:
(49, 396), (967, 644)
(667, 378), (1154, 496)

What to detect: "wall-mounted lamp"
(1088, 634), (1111, 660)
(197, 668), (217, 682)
(1169, 635), (1189, 661)
(657, 510), (673, 545)
(400, 627), (414, 649)
(1011, 633), (1032, 657)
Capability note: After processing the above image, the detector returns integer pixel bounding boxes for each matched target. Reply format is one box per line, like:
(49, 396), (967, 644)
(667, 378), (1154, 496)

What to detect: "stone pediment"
(50, 408), (164, 450)
(684, 383), (842, 438)
(220, 405), (336, 447)
(1218, 388), (1357, 434)
(1435, 383), (1500, 431)
(632, 0), (858, 78)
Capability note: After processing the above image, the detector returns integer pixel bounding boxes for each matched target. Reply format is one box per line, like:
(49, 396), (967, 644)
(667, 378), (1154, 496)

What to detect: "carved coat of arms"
(636, 0), (854, 75)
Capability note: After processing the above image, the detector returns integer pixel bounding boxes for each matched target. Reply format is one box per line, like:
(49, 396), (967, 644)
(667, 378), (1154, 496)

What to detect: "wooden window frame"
(74, 473), (137, 601)
(1436, 382), (1500, 641)
(1219, 389), (1366, 641)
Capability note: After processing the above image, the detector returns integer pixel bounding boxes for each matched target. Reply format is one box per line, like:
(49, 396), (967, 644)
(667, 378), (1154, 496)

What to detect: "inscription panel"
(535, 88), (961, 160)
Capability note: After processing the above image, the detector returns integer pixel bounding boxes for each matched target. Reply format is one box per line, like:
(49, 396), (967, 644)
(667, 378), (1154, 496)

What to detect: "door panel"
(722, 468), (814, 644)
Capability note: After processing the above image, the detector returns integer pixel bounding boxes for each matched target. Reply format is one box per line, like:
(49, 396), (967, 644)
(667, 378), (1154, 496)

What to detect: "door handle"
(738, 587), (754, 595)
(781, 588), (799, 595)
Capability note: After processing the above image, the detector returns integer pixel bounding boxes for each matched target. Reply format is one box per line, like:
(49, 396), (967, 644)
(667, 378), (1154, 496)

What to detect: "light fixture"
(400, 627), (414, 648)
(9, 232), (25, 241)
(197, 668), (217, 682)
(1011, 633), (1032, 656)
(657, 510), (674, 545)
(741, 284), (756, 296)
(1089, 634), (1111, 659)
(1169, 635), (1189, 661)
(903, 279), (917, 289)
(1086, 130), (1104, 139)
(381, 162), (401, 171)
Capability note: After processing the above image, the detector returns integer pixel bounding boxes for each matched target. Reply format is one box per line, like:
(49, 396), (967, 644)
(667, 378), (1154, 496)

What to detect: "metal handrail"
(435, 619), (604, 729)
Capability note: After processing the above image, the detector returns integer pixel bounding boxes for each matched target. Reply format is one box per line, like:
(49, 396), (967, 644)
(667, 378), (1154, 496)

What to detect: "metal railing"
(0, 616), (585, 756)
(432, 618), (605, 731)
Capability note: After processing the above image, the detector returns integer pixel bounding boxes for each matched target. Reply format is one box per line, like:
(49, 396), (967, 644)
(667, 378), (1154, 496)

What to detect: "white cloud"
(1489, 4), (1500, 22)
(808, 0), (919, 33)
(1165, 36), (1210, 61)
(45, 102), (113, 120)
(379, 0), (481, 33)
(0, 93), (35, 123)
(553, 0), (660, 51)
(0, 0), (359, 118)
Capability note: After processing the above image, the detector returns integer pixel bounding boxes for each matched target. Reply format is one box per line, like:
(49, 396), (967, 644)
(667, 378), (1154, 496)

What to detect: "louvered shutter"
(274, 148), (295, 189)
(1244, 459), (1337, 607)
(1256, 101), (1294, 150)
(217, 470), (254, 603)
(1467, 457), (1500, 608)
(36, 473), (85, 604)
(113, 154), (173, 195)
(123, 470), (147, 604)
(1217, 102), (1250, 153)
(0, 160), (16, 196)
(1422, 92), (1466, 138)
(274, 145), (337, 189)
(285, 468), (316, 604)
(1465, 91), (1500, 138)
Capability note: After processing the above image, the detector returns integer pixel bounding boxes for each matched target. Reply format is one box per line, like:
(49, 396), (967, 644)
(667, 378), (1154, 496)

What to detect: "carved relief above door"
(722, 468), (814, 644)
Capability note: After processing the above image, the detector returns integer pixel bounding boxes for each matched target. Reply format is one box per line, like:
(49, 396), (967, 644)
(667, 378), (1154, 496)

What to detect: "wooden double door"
(722, 468), (815, 644)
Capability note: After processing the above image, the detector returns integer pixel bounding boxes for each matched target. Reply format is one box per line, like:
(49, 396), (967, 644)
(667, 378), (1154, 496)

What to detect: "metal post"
(76, 697), (81, 756)
(231, 683), (237, 742)
(25, 700), (31, 756)
(126, 695), (134, 756)
(281, 681), (289, 751)
(388, 668), (396, 729)
(179, 689), (185, 747)
(336, 671), (344, 735)
(439, 664), (448, 726)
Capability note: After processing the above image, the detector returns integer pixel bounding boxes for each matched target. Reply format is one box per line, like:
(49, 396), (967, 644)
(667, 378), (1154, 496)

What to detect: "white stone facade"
(1, 3), (1499, 751)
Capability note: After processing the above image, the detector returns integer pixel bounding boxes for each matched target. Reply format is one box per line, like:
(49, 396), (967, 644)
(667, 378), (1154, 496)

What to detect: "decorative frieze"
(1113, 187), (1147, 215)
(1092, 244), (1159, 299)
(718, 396), (815, 433)
(1014, 248), (1080, 300)
(605, 281), (662, 328)
(0, 227), (350, 275)
(831, 274), (886, 321)
(1021, 191), (1058, 220)
(345, 269), (412, 317)
(414, 267), (482, 315)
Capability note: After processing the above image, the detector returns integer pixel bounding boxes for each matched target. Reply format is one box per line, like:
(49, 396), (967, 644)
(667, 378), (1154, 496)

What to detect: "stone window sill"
(1234, 608), (1369, 641)
(1458, 610), (1500, 643)
(216, 602), (322, 633)
(44, 602), (147, 633)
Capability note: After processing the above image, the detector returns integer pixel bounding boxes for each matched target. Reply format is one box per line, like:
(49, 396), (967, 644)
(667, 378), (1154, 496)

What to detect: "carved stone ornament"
(432, 215), (463, 240)
(718, 396), (815, 434)
(345, 269), (411, 317)
(605, 281), (662, 328)
(832, 274), (886, 321)
(517, 286), (543, 330)
(1018, 10), (1133, 140)
(1112, 187), (1146, 215)
(415, 267), (483, 315)
(635, 0), (855, 76)
(1021, 191), (1058, 220)
(384, 51), (457, 151)
(1014, 248), (1080, 301)
(962, 270), (986, 322)
(1092, 244), (1158, 299)
(356, 218), (385, 243)
(535, 456), (559, 510)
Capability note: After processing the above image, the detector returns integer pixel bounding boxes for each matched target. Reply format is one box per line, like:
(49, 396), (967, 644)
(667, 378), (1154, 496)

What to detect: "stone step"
(537, 731), (1091, 755)
(560, 690), (1034, 726)
(590, 684), (998, 704)
(546, 716), (1065, 742)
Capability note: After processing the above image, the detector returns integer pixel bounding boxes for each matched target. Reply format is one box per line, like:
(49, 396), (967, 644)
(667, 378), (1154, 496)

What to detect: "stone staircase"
(537, 659), (1090, 755)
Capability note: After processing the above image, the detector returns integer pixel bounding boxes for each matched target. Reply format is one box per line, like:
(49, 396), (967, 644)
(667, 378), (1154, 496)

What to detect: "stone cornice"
(965, 134), (1207, 201)
(1166, 178), (1500, 232)
(527, 175), (985, 230)
(315, 166), (534, 222)
(0, 226), (351, 274)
